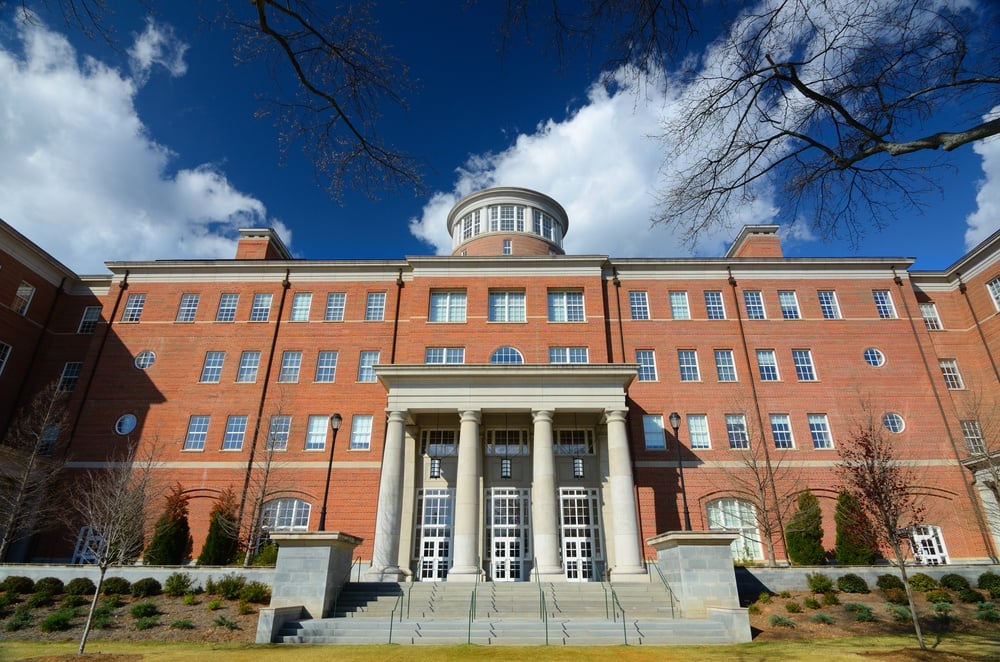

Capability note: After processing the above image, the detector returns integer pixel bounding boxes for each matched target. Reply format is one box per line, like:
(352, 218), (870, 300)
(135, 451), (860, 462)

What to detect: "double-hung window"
(12, 282), (35, 316)
(350, 415), (373, 450)
(704, 291), (726, 319)
(549, 347), (588, 363)
(58, 362), (82, 392)
(267, 415), (291, 451)
(489, 290), (526, 322)
(726, 414), (749, 449)
(770, 414), (794, 449)
(678, 350), (700, 381)
(961, 420), (985, 454)
(548, 290), (585, 322)
(250, 293), (272, 322)
(216, 294), (239, 322)
(792, 349), (817, 381)
(365, 292), (386, 321)
(669, 291), (690, 320)
(939, 359), (964, 389)
(629, 291), (650, 320)
(222, 415), (248, 451)
(78, 306), (101, 333)
(176, 294), (199, 322)
(808, 414), (833, 449)
(687, 414), (711, 449)
(315, 351), (338, 382)
(121, 294), (146, 322)
(425, 347), (465, 364)
(642, 415), (665, 450)
(183, 416), (210, 451)
(636, 350), (657, 381)
(817, 290), (842, 319)
(714, 349), (737, 381)
(325, 293), (346, 321)
(988, 277), (1000, 312)
(305, 415), (329, 450)
(778, 291), (800, 319)
(279, 351), (302, 382)
(236, 351), (261, 383)
(290, 293), (312, 321)
(873, 290), (897, 319)
(358, 351), (379, 382)
(920, 303), (942, 330)
(200, 351), (225, 383)
(756, 349), (779, 381)
(744, 291), (766, 319)
(429, 291), (467, 322)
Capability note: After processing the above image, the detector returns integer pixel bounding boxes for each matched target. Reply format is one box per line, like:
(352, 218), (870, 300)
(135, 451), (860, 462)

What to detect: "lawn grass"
(2, 633), (998, 661)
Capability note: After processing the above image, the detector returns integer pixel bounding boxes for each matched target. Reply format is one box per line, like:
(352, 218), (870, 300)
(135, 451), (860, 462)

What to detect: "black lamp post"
(318, 413), (342, 531)
(669, 412), (693, 531)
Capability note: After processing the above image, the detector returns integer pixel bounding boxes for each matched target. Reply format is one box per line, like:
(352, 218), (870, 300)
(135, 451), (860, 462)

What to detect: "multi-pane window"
(503, 240), (512, 255)
(961, 420), (985, 454)
(78, 306), (101, 333)
(58, 362), (82, 392)
(216, 294), (239, 322)
(555, 429), (594, 455)
(756, 349), (779, 381)
(314, 351), (338, 382)
(705, 291), (726, 320)
(358, 350), (379, 382)
(817, 290), (842, 319)
(305, 415), (329, 450)
(489, 290), (526, 322)
(549, 347), (588, 363)
(485, 429), (526, 456)
(429, 291), (467, 322)
(883, 413), (905, 433)
(939, 359), (964, 389)
(350, 415), (373, 450)
(778, 291), (800, 319)
(183, 416), (210, 451)
(669, 291), (690, 320)
(687, 414), (710, 449)
(864, 347), (886, 367)
(988, 277), (1000, 312)
(278, 351), (302, 382)
(707, 498), (763, 561)
(714, 349), (737, 382)
(920, 303), (942, 330)
(425, 347), (465, 364)
(808, 414), (833, 449)
(250, 293), (272, 322)
(629, 291), (650, 320)
(490, 346), (524, 364)
(642, 414), (666, 450)
(267, 415), (291, 451)
(636, 350), (657, 381)
(325, 293), (346, 321)
(365, 292), (386, 321)
(222, 415), (248, 451)
(0, 342), (11, 377)
(12, 282), (35, 315)
(38, 424), (60, 456)
(547, 291), (585, 322)
(199, 351), (225, 383)
(792, 349), (817, 381)
(262, 498), (311, 531)
(725, 414), (749, 449)
(236, 351), (261, 383)
(176, 294), (200, 322)
(744, 291), (766, 319)
(873, 290), (897, 319)
(770, 414), (794, 449)
(290, 293), (312, 321)
(678, 349), (700, 381)
(121, 294), (146, 322)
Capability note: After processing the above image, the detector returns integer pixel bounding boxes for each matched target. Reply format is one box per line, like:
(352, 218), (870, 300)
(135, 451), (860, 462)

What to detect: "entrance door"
(559, 487), (603, 582)
(487, 488), (530, 581)
(910, 525), (949, 565)
(417, 488), (453, 581)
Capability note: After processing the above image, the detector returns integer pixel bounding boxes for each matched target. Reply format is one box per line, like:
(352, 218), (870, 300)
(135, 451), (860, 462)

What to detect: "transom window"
(222, 415), (248, 450)
(485, 429), (529, 456)
(121, 294), (146, 323)
(490, 346), (524, 364)
(429, 291), (467, 322)
(200, 351), (225, 383)
(770, 414), (794, 449)
(636, 350), (657, 381)
(744, 291), (766, 319)
(792, 349), (816, 381)
(642, 415), (665, 450)
(756, 349), (779, 381)
(183, 416), (210, 451)
(808, 414), (833, 449)
(425, 347), (465, 364)
(12, 281), (35, 316)
(176, 294), (200, 322)
(365, 292), (386, 321)
(58, 362), (82, 392)
(555, 429), (594, 455)
(961, 420), (985, 454)
(883, 413), (905, 433)
(325, 293), (346, 321)
(279, 351), (302, 382)
(687, 414), (710, 449)
(216, 294), (239, 322)
(290, 293), (312, 321)
(817, 290), (841, 319)
(778, 291), (800, 319)
(489, 290), (526, 322)
(315, 351), (338, 382)
(726, 414), (749, 449)
(358, 351), (380, 382)
(549, 347), (588, 363)
(629, 291), (650, 320)
(350, 415), (373, 450)
(873, 290), (897, 319)
(267, 415), (291, 451)
(714, 349), (737, 382)
(305, 415), (329, 450)
(262, 498), (311, 531)
(250, 293), (272, 322)
(678, 349), (700, 381)
(423, 429), (459, 456)
(78, 306), (101, 333)
(669, 291), (690, 320)
(548, 291), (585, 322)
(939, 359), (964, 389)
(988, 277), (1000, 312)
(237, 351), (261, 383)
(704, 291), (726, 319)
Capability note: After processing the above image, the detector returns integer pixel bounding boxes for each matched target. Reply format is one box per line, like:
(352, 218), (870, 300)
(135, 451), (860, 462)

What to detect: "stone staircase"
(276, 579), (734, 645)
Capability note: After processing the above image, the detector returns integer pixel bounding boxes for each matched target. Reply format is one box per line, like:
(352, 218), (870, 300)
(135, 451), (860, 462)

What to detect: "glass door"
(487, 487), (530, 581)
(559, 487), (603, 582)
(416, 488), (454, 581)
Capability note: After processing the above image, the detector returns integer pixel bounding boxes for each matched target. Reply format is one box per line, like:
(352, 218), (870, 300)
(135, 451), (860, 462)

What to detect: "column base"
(609, 565), (649, 582)
(365, 566), (406, 582)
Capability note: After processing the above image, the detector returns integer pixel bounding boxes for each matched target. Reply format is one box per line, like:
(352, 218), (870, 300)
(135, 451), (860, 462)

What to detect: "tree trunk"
(893, 544), (925, 650)
(78, 564), (107, 655)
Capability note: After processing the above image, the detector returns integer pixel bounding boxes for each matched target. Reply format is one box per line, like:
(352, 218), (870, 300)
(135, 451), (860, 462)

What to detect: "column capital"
(604, 409), (628, 424)
(459, 409), (481, 424)
(385, 410), (408, 424)
(531, 409), (554, 424)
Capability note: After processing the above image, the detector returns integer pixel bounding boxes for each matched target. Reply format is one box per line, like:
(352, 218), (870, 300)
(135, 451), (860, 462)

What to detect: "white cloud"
(0, 17), (277, 273)
(964, 106), (1000, 249)
(128, 17), (188, 83)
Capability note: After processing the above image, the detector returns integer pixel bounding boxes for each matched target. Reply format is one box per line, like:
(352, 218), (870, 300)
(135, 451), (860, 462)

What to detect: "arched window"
(490, 346), (524, 364)
(706, 498), (763, 561)
(261, 498), (311, 531)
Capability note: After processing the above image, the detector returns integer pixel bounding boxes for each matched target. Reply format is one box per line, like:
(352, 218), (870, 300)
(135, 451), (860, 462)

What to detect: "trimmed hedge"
(65, 578), (96, 596)
(837, 573), (870, 594)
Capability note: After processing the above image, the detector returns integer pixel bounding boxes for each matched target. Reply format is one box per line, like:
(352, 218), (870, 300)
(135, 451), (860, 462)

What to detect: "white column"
(606, 409), (647, 579)
(449, 409), (482, 581)
(531, 409), (563, 580)
(366, 410), (407, 581)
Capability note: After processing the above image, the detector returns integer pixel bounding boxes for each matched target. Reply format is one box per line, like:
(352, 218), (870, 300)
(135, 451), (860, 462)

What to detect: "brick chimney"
(235, 228), (292, 260)
(725, 225), (783, 258)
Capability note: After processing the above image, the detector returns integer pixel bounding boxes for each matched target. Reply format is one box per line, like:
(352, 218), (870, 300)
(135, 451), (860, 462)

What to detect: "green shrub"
(39, 608), (75, 632)
(130, 577), (162, 598)
(34, 577), (64, 595)
(198, 490), (240, 566)
(213, 615), (239, 630)
(975, 607), (1000, 623)
(909, 573), (938, 592)
(959, 588), (986, 604)
(756, 591), (772, 604)
(252, 542), (278, 566)
(845, 603), (876, 622)
(886, 603), (911, 623)
(210, 574), (245, 600)
(238, 581), (270, 604)
(91, 607), (115, 630)
(810, 613), (835, 624)
(806, 572), (834, 594)
(883, 588), (908, 605)
(59, 594), (86, 609)
(134, 616), (160, 630)
(0, 576), (34, 594)
(182, 592), (198, 606)
(164, 572), (194, 597)
(65, 577), (96, 596)
(933, 601), (952, 615)
(778, 590), (791, 599)
(144, 484), (193, 565)
(4, 606), (34, 631)
(785, 601), (802, 613)
(786, 489), (826, 565)
(747, 603), (761, 615)
(25, 591), (54, 608)
(0, 591), (17, 608)
(129, 601), (160, 619)
(237, 600), (254, 615)
(876, 574), (905, 591)
(837, 573), (869, 594)
(103, 594), (123, 609)
(939, 573), (970, 591)
(804, 596), (821, 609)
(834, 491), (880, 564)
(207, 599), (222, 611)
(170, 618), (195, 630)
(102, 576), (131, 595)
(768, 615), (795, 628)
(822, 591), (840, 606)
(925, 589), (952, 603)
(978, 571), (1000, 592)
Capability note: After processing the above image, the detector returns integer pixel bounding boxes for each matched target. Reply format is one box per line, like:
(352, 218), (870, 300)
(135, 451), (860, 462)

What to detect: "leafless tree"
(0, 381), (67, 561)
(956, 386), (1000, 538)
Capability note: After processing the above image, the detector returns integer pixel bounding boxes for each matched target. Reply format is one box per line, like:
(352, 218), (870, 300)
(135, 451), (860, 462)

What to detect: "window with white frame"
(744, 291), (766, 319)
(222, 415), (248, 450)
(489, 346), (524, 364)
(183, 415), (210, 451)
(873, 290), (897, 319)
(920, 303), (942, 330)
(350, 415), (373, 450)
(134, 350), (155, 370)
(262, 498), (311, 531)
(358, 351), (379, 382)
(988, 277), (1000, 312)
(714, 349), (737, 382)
(864, 347), (886, 367)
(250, 293), (272, 322)
(78, 306), (101, 333)
(669, 291), (690, 320)
(290, 293), (312, 321)
(365, 292), (386, 321)
(176, 294), (199, 322)
(305, 415), (329, 450)
(315, 351), (338, 382)
(0, 342), (11, 377)
(236, 351), (261, 383)
(555, 429), (594, 455)
(425, 347), (465, 364)
(489, 290), (526, 322)
(792, 349), (817, 381)
(678, 349), (700, 381)
(883, 413), (905, 433)
(278, 351), (302, 382)
(939, 359), (964, 389)
(424, 429), (459, 456)
(58, 362), (82, 392)
(726, 414), (749, 449)
(961, 420), (985, 454)
(547, 290), (585, 322)
(707, 498), (763, 561)
(216, 293), (239, 322)
(121, 294), (146, 322)
(636, 350), (657, 381)
(38, 424), (60, 455)
(485, 429), (528, 456)
(642, 414), (666, 450)
(629, 291), (650, 320)
(756, 349), (779, 381)
(817, 290), (842, 319)
(429, 291), (467, 322)
(770, 414), (794, 449)
(200, 351), (225, 383)
(549, 347), (588, 363)
(12, 281), (35, 316)
(705, 291), (726, 319)
(267, 415), (291, 451)
(778, 291), (800, 319)
(503, 239), (512, 255)
(325, 292), (346, 321)
(808, 414), (833, 449)
(687, 414), (710, 449)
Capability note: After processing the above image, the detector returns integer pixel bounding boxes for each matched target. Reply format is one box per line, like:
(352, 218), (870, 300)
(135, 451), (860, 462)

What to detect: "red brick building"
(2, 187), (998, 576)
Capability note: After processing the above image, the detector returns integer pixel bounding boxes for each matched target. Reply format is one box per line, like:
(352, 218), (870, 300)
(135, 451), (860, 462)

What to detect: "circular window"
(115, 414), (138, 435)
(882, 413), (905, 433)
(134, 350), (156, 370)
(863, 348), (885, 367)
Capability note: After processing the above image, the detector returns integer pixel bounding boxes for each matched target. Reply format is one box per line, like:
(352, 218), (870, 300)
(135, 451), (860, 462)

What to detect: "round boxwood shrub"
(39, 608), (75, 632)
(130, 577), (162, 598)
(65, 577), (96, 596)
(909, 573), (939, 592)
(0, 576), (35, 594)
(34, 577), (64, 595)
(837, 573), (870, 594)
(925, 589), (952, 603)
(102, 576), (131, 596)
(978, 571), (1000, 596)
(939, 573), (970, 591)
(876, 574), (905, 591)
(958, 588), (986, 603)
(883, 587), (908, 605)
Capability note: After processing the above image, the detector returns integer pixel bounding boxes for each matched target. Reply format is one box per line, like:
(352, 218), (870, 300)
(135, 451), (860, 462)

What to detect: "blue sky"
(0, 2), (997, 274)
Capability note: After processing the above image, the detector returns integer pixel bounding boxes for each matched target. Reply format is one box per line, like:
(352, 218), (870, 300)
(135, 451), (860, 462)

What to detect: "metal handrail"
(601, 582), (610, 619)
(647, 559), (679, 618)
(406, 581), (412, 619)
(533, 556), (543, 619)
(541, 591), (549, 645)
(467, 585), (477, 644)
(387, 592), (403, 644)
(610, 586), (628, 645)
